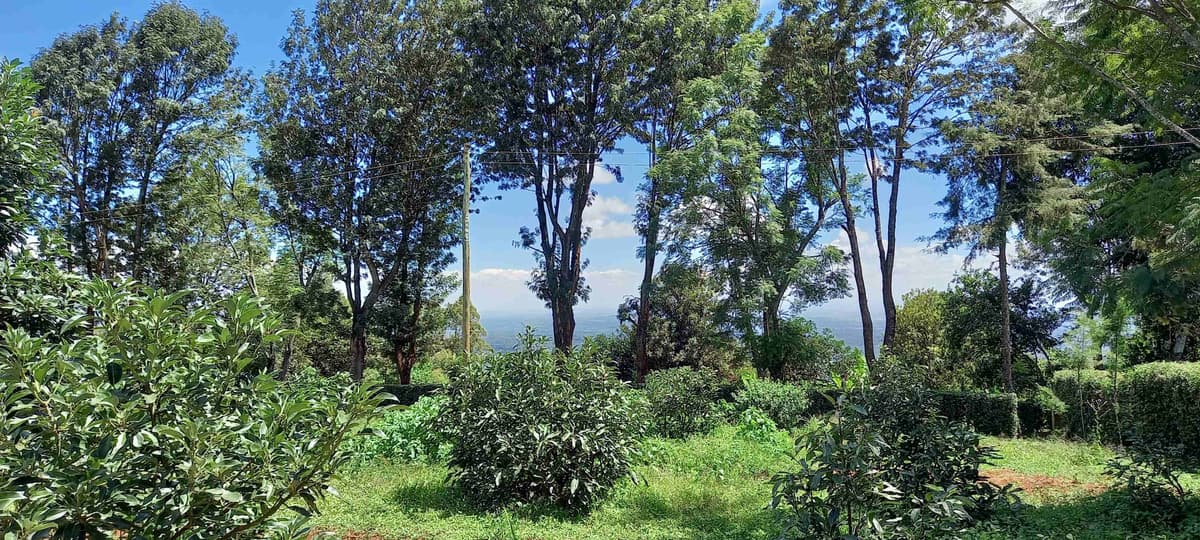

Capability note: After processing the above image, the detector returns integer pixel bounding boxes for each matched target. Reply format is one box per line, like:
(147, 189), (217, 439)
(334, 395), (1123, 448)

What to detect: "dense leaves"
(438, 331), (643, 509)
(0, 279), (382, 538)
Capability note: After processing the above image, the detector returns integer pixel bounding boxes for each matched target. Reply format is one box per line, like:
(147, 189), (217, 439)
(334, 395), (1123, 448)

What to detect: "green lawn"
(314, 429), (1200, 539)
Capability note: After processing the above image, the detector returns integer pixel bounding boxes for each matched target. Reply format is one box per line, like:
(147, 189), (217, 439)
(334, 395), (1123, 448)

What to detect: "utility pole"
(462, 144), (472, 360)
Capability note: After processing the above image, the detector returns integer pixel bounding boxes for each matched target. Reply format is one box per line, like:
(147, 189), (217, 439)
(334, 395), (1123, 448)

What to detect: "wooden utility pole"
(462, 145), (472, 359)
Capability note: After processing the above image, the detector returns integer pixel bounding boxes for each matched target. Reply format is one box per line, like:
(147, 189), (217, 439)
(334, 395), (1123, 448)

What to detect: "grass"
(315, 429), (1200, 539)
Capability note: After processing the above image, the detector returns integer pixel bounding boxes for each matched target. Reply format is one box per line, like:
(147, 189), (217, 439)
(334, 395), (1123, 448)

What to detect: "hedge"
(379, 384), (443, 406)
(1126, 362), (1200, 456)
(1050, 369), (1126, 442)
(801, 386), (1020, 436)
(933, 391), (1020, 437)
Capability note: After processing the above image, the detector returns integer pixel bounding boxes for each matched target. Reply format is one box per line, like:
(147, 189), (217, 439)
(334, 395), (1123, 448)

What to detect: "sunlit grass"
(315, 428), (1200, 539)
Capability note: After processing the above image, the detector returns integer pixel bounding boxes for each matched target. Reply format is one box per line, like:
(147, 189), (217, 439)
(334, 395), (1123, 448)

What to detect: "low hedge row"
(1051, 363), (1200, 457)
(1050, 369), (1124, 441)
(803, 387), (1020, 436)
(933, 391), (1020, 437)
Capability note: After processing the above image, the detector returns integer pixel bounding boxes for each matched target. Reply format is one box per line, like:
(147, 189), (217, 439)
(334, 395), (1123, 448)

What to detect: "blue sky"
(0, 0), (986, 321)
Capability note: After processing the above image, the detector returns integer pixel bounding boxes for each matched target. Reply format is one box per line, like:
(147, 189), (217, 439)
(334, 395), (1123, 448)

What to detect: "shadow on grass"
(974, 490), (1200, 540)
(387, 480), (591, 524)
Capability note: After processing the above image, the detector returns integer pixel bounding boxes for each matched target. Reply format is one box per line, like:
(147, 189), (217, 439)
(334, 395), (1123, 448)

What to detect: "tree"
(931, 49), (1084, 391)
(621, 0), (759, 379)
(372, 264), (455, 385)
(892, 288), (947, 381)
(0, 59), (55, 255)
(32, 4), (246, 281)
(853, 0), (1007, 349)
(667, 22), (850, 377)
(617, 262), (743, 376)
(440, 294), (491, 358)
(942, 270), (1066, 391)
(259, 0), (473, 380)
(761, 0), (887, 365)
(464, 0), (636, 352)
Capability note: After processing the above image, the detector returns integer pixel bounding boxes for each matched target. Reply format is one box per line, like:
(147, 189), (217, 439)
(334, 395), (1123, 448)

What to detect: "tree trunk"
(635, 183), (662, 382)
(837, 177), (875, 366)
(349, 311), (368, 382)
(279, 336), (294, 381)
(551, 294), (576, 353)
(761, 290), (784, 379)
(996, 162), (1014, 392)
(395, 341), (416, 385)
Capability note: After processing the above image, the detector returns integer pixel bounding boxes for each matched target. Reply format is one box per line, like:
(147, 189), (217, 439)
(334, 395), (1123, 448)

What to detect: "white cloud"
(593, 164), (618, 185)
(813, 228), (1015, 317)
(448, 266), (639, 315)
(584, 195), (637, 239)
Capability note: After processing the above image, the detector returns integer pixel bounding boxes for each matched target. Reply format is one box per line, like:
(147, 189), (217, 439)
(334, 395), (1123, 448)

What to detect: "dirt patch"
(982, 468), (1107, 497)
(306, 530), (395, 540)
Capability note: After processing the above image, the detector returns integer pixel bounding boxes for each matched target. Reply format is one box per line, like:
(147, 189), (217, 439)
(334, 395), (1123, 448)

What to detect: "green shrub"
(734, 407), (781, 443)
(755, 318), (858, 382)
(1106, 441), (1192, 529)
(347, 395), (449, 464)
(1018, 385), (1068, 436)
(1126, 362), (1200, 457)
(0, 283), (382, 538)
(733, 378), (811, 429)
(933, 391), (1020, 436)
(438, 331), (642, 509)
(377, 383), (444, 406)
(771, 377), (1019, 539)
(1051, 369), (1127, 441)
(643, 367), (723, 438)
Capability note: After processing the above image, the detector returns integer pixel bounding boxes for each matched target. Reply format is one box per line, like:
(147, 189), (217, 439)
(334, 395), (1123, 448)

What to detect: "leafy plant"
(771, 367), (1020, 539)
(733, 378), (810, 429)
(438, 330), (643, 509)
(0, 281), (383, 538)
(1105, 441), (1192, 528)
(643, 367), (723, 438)
(734, 407), (782, 443)
(346, 395), (450, 465)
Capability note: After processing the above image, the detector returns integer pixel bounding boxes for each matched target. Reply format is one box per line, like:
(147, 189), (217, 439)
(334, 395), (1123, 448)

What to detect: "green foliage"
(347, 395), (450, 465)
(0, 282), (383, 538)
(1106, 442), (1192, 529)
(755, 318), (857, 382)
(732, 378), (811, 430)
(643, 367), (724, 438)
(0, 59), (55, 254)
(942, 270), (1065, 391)
(0, 252), (85, 338)
(32, 4), (247, 281)
(438, 331), (643, 509)
(934, 391), (1021, 437)
(1050, 369), (1126, 442)
(733, 407), (782, 443)
(616, 263), (746, 378)
(771, 374), (1020, 539)
(1017, 385), (1067, 436)
(892, 289), (950, 383)
(1126, 362), (1200, 457)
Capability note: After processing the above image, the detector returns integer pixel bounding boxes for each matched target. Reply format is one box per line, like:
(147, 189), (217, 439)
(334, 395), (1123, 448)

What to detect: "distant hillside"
(480, 310), (884, 353)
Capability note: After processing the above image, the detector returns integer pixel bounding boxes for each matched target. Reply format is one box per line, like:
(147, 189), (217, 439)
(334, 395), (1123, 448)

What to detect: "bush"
(438, 331), (642, 509)
(733, 378), (811, 430)
(346, 395), (449, 464)
(1126, 362), (1200, 457)
(1106, 441), (1192, 529)
(734, 407), (782, 443)
(933, 391), (1020, 437)
(1018, 385), (1068, 436)
(644, 367), (723, 438)
(755, 318), (858, 382)
(1051, 369), (1126, 441)
(0, 283), (382, 538)
(771, 376), (1019, 539)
